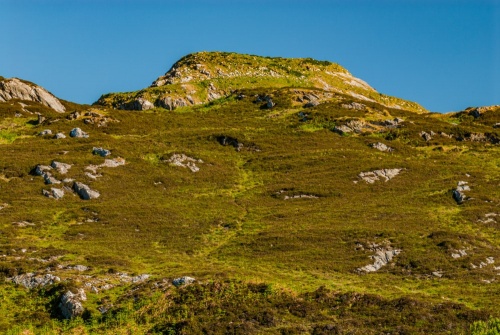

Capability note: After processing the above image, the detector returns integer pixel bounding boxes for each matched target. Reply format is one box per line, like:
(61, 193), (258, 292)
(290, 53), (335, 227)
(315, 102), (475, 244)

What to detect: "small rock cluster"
(59, 289), (87, 319)
(172, 276), (196, 287)
(10, 273), (61, 289)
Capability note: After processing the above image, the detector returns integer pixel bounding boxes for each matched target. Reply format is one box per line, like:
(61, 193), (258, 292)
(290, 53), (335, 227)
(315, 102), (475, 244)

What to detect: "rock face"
(333, 120), (366, 135)
(369, 142), (393, 152)
(172, 276), (196, 287)
(0, 78), (66, 113)
(73, 182), (100, 200)
(358, 169), (402, 183)
(156, 96), (190, 110)
(69, 128), (89, 138)
(166, 153), (203, 172)
(59, 289), (86, 319)
(11, 273), (60, 289)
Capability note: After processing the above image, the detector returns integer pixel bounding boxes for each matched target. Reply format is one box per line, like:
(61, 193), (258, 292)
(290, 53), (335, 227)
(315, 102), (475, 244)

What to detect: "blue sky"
(1, 0), (498, 113)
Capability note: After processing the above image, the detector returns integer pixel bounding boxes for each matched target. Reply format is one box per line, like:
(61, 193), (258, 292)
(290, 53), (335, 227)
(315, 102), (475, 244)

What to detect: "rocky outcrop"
(165, 153), (203, 172)
(172, 276), (196, 287)
(358, 169), (402, 183)
(59, 289), (86, 319)
(155, 96), (190, 110)
(341, 102), (366, 110)
(11, 273), (60, 289)
(73, 182), (100, 200)
(0, 78), (66, 113)
(119, 98), (154, 111)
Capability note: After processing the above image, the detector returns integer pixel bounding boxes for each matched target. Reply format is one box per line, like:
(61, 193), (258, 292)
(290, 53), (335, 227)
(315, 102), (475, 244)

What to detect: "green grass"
(0, 57), (499, 333)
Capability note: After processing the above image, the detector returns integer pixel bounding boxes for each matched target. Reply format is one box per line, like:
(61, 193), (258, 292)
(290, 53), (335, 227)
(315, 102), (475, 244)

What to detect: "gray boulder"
(59, 289), (86, 319)
(120, 98), (154, 111)
(0, 78), (66, 113)
(42, 187), (64, 199)
(73, 182), (100, 200)
(44, 174), (61, 185)
(172, 276), (195, 287)
(69, 128), (89, 138)
(54, 132), (66, 139)
(34, 164), (52, 176)
(92, 147), (111, 157)
(304, 100), (320, 108)
(166, 153), (203, 172)
(453, 181), (470, 204)
(357, 248), (401, 273)
(420, 131), (432, 141)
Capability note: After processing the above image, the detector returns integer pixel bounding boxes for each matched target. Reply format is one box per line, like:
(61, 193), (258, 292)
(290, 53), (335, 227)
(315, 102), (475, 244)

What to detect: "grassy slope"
(0, 79), (499, 333)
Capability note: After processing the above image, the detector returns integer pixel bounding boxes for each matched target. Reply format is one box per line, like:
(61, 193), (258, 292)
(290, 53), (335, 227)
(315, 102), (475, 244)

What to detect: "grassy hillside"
(0, 54), (499, 334)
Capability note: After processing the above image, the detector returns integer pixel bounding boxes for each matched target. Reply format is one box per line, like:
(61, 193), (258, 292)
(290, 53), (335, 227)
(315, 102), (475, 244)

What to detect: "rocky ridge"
(0, 77), (66, 113)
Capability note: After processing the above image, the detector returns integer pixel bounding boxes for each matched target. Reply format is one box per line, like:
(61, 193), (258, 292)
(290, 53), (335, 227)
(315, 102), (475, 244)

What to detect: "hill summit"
(95, 51), (426, 113)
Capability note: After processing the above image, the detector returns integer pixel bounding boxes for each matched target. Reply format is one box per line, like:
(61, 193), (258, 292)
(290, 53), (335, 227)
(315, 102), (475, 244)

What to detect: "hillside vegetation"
(0, 52), (499, 334)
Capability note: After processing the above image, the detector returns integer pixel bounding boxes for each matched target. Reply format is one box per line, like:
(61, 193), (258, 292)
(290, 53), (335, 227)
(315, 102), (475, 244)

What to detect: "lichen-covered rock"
(357, 247), (401, 273)
(54, 132), (66, 139)
(59, 289), (86, 319)
(172, 276), (195, 287)
(453, 181), (470, 204)
(0, 78), (66, 113)
(33, 164), (52, 176)
(42, 187), (64, 199)
(69, 127), (89, 138)
(100, 157), (125, 168)
(11, 273), (60, 289)
(420, 131), (432, 141)
(73, 182), (100, 200)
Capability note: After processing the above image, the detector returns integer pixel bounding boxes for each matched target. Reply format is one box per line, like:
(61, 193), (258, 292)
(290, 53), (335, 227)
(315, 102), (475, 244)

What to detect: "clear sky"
(1, 0), (499, 113)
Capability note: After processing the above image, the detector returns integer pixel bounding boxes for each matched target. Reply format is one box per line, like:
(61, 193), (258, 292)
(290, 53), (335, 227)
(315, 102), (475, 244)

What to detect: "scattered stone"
(172, 276), (196, 287)
(420, 131), (432, 141)
(369, 142), (394, 152)
(265, 97), (275, 109)
(165, 153), (203, 172)
(0, 203), (8, 210)
(54, 132), (66, 139)
(13, 221), (35, 227)
(494, 123), (500, 129)
(38, 129), (52, 136)
(216, 135), (243, 151)
(11, 273), (60, 289)
(283, 194), (318, 200)
(51, 161), (72, 174)
(59, 288), (86, 319)
(333, 120), (365, 135)
(69, 127), (89, 138)
(67, 111), (80, 120)
(92, 147), (111, 157)
(357, 246), (401, 273)
(131, 274), (150, 283)
(36, 114), (46, 125)
(44, 174), (61, 185)
(432, 271), (444, 278)
(73, 182), (100, 200)
(100, 157), (126, 168)
(67, 265), (89, 272)
(383, 118), (403, 127)
(453, 181), (470, 204)
(42, 187), (64, 199)
(304, 100), (319, 108)
(358, 169), (402, 183)
(33, 165), (52, 176)
(341, 102), (365, 110)
(451, 249), (468, 259)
